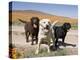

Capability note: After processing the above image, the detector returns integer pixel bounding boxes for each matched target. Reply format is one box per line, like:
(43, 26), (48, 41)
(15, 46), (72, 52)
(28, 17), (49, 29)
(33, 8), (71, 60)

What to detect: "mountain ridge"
(9, 10), (77, 25)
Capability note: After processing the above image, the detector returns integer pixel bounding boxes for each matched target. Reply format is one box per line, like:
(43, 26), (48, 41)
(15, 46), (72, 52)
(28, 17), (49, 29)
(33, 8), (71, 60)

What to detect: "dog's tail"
(52, 20), (58, 26)
(18, 18), (26, 23)
(51, 20), (58, 33)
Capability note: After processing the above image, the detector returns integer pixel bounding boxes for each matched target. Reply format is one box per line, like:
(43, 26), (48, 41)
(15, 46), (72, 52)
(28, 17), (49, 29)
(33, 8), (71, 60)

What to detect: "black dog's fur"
(18, 17), (39, 45)
(53, 23), (71, 48)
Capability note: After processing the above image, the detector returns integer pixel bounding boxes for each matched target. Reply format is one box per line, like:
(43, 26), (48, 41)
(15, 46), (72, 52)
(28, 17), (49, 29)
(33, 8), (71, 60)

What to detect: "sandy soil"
(9, 25), (78, 56)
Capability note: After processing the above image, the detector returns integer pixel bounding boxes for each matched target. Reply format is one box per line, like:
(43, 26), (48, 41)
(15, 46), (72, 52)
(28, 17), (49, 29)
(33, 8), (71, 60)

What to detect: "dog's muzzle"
(45, 25), (49, 30)
(67, 29), (71, 32)
(44, 25), (50, 32)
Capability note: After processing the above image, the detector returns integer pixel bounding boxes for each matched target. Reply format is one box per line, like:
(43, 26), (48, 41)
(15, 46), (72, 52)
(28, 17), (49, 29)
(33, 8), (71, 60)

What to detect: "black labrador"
(53, 23), (71, 49)
(18, 17), (39, 45)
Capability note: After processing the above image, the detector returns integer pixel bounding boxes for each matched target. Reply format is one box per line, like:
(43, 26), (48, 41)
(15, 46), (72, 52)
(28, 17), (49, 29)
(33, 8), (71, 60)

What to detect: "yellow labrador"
(35, 19), (58, 54)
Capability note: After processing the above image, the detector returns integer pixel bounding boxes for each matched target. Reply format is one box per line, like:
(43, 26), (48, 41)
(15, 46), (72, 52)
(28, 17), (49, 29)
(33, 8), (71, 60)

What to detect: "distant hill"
(9, 10), (78, 25)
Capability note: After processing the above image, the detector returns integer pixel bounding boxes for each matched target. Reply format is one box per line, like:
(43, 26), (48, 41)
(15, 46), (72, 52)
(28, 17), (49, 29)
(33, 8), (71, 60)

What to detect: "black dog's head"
(31, 17), (40, 28)
(62, 23), (71, 31)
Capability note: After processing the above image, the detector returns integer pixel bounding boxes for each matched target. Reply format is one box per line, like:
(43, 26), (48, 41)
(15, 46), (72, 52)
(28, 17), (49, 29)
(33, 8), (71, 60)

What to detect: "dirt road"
(11, 25), (78, 48)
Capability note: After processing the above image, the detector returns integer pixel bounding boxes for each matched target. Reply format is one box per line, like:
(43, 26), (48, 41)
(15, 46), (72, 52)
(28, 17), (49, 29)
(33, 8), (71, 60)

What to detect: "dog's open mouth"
(46, 25), (49, 29)
(44, 26), (49, 32)
(40, 24), (50, 32)
(45, 29), (49, 32)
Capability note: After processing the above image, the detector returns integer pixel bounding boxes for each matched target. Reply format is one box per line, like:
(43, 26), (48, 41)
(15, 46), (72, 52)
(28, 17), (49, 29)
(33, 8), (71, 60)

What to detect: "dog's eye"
(48, 22), (50, 24)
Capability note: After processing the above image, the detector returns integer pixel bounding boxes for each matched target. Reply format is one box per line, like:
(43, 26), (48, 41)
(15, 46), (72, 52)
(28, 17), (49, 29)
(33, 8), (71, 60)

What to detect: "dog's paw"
(31, 43), (34, 45)
(26, 40), (29, 42)
(47, 50), (50, 53)
(26, 41), (29, 43)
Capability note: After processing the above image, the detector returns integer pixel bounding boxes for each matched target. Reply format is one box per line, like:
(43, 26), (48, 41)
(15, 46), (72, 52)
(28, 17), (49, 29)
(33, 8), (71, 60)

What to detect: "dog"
(35, 19), (58, 54)
(53, 23), (71, 49)
(18, 17), (39, 45)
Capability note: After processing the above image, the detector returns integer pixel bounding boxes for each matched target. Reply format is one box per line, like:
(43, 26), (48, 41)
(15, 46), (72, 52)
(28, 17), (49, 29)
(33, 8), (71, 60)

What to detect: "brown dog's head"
(31, 17), (40, 28)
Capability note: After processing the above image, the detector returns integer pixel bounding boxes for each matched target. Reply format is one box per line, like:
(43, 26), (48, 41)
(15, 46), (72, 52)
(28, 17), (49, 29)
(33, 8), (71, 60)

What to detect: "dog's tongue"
(45, 29), (49, 32)
(33, 24), (37, 28)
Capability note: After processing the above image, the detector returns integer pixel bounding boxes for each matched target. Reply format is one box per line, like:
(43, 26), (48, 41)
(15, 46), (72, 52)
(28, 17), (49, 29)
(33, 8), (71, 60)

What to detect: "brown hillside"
(9, 10), (77, 25)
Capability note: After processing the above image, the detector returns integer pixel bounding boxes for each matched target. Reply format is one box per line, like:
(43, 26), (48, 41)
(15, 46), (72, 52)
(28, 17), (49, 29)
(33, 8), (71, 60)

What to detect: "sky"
(9, 1), (78, 18)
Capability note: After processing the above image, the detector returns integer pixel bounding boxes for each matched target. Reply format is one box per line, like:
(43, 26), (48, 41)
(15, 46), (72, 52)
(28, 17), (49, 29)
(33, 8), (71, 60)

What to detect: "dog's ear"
(62, 24), (66, 30)
(31, 17), (34, 23)
(36, 17), (40, 23)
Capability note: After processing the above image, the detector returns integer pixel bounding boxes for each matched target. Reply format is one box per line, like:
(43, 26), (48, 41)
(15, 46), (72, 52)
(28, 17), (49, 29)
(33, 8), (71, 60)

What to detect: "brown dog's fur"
(18, 17), (39, 45)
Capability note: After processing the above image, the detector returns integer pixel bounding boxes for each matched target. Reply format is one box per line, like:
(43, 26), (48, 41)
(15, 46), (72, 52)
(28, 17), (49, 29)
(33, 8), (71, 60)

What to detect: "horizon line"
(9, 9), (78, 19)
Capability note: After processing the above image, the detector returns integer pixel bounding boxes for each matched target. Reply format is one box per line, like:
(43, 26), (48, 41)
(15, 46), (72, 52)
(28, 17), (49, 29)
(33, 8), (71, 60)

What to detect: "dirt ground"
(9, 25), (78, 58)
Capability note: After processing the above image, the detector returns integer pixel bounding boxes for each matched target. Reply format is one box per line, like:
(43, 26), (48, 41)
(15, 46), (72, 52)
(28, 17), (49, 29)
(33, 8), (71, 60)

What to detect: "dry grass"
(12, 45), (78, 58)
(9, 10), (78, 25)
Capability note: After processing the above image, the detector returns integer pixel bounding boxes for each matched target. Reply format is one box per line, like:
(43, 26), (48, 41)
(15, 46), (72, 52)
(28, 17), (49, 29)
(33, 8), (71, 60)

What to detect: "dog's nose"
(46, 25), (49, 29)
(46, 25), (49, 27)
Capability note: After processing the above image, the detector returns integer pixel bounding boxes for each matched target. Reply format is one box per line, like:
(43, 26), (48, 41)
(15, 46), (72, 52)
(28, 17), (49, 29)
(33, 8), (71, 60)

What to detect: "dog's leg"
(47, 43), (50, 53)
(50, 31), (55, 50)
(35, 44), (40, 54)
(55, 38), (58, 49)
(62, 38), (64, 43)
(62, 37), (65, 45)
(25, 31), (29, 42)
(35, 38), (41, 54)
(51, 36), (56, 50)
(51, 34), (55, 47)
(36, 35), (38, 44)
(31, 35), (34, 45)
(47, 36), (51, 53)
